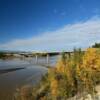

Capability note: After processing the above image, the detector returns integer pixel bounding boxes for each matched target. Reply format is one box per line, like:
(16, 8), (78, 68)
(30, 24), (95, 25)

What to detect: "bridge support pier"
(46, 54), (49, 65)
(35, 54), (38, 64)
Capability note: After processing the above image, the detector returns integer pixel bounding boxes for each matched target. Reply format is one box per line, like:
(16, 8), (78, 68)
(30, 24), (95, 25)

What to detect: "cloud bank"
(0, 16), (100, 52)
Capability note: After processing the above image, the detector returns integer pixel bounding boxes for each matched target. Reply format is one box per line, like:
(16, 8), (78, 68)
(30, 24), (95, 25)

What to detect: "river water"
(0, 56), (58, 100)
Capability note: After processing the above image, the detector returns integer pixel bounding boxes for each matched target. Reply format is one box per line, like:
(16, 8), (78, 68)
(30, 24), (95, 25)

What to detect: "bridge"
(1, 51), (73, 66)
(18, 51), (73, 66)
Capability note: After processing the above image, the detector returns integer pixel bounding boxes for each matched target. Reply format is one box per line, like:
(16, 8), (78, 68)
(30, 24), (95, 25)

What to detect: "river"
(0, 56), (58, 100)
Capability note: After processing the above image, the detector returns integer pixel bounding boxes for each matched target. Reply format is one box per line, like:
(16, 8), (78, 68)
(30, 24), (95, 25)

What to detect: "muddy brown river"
(0, 56), (58, 100)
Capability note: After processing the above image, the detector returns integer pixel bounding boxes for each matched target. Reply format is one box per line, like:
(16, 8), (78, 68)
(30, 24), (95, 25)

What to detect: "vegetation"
(0, 52), (14, 59)
(92, 42), (100, 48)
(0, 52), (6, 59)
(14, 48), (100, 100)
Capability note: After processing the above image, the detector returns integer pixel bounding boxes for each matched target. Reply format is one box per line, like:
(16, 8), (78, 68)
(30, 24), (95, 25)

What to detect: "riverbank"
(14, 48), (100, 100)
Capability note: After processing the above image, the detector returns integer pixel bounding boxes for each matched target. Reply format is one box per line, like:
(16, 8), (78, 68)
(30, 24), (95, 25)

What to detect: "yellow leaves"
(48, 48), (100, 98)
(56, 58), (65, 73)
(84, 48), (97, 62)
(50, 79), (58, 96)
(76, 65), (81, 76)
(75, 48), (100, 92)
(82, 48), (100, 71)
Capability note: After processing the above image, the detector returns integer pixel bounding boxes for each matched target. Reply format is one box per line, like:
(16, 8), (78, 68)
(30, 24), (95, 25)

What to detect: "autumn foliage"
(47, 48), (100, 99)
(15, 48), (100, 100)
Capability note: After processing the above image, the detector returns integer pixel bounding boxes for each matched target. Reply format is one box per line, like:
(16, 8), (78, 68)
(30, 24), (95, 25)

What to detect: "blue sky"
(0, 0), (100, 51)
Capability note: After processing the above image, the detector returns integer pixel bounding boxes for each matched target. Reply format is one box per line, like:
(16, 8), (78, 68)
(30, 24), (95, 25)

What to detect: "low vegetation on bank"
(14, 48), (100, 100)
(0, 52), (6, 59)
(0, 52), (14, 59)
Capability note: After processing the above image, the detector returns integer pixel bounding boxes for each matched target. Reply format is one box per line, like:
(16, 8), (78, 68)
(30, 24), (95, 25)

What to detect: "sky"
(0, 0), (100, 52)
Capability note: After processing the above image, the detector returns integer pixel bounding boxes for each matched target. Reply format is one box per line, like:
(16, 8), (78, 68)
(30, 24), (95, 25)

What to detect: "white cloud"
(0, 16), (100, 52)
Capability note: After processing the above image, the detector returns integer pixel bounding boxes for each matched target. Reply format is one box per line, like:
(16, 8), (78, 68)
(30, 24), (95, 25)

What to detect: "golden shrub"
(50, 78), (58, 97)
(76, 48), (100, 92)
(56, 60), (65, 73)
(48, 48), (100, 98)
(82, 48), (100, 70)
